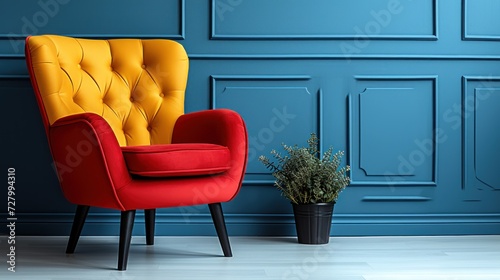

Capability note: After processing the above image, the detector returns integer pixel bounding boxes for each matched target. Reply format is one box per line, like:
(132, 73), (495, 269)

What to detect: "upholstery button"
(159, 93), (164, 97)
(147, 126), (152, 131)
(77, 64), (81, 69)
(130, 97), (134, 102)
(141, 65), (146, 69)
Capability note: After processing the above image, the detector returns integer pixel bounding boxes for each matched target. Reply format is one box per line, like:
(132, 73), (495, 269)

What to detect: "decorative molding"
(0, 74), (29, 79)
(210, 75), (312, 81)
(210, 75), (312, 109)
(462, 76), (500, 191)
(362, 196), (432, 202)
(0, 0), (186, 40)
(5, 212), (500, 225)
(188, 54), (500, 61)
(210, 34), (438, 41)
(211, 0), (438, 40)
(318, 88), (324, 154)
(462, 0), (500, 41)
(242, 179), (275, 186)
(3, 212), (500, 236)
(0, 54), (25, 59)
(349, 75), (438, 186)
(354, 75), (439, 81)
(5, 53), (500, 61)
(349, 181), (437, 187)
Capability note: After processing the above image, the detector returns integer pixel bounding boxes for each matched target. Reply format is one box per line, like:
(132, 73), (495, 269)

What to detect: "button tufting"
(141, 65), (146, 69)
(159, 93), (165, 98)
(147, 126), (152, 131)
(130, 97), (134, 102)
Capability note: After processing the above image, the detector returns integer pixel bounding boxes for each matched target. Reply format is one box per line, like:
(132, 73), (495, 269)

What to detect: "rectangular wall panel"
(349, 76), (438, 186)
(462, 0), (500, 40)
(463, 76), (500, 191)
(1, 0), (185, 39)
(212, 0), (437, 39)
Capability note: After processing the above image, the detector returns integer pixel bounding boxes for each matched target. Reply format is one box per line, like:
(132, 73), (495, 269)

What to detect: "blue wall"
(1, 0), (500, 236)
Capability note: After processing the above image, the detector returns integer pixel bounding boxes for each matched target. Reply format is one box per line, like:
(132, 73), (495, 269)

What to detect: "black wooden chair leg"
(208, 203), (232, 257)
(66, 205), (90, 254)
(118, 210), (136, 271)
(145, 209), (156, 245)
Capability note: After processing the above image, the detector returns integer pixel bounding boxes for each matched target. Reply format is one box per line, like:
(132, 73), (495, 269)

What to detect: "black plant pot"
(292, 202), (334, 244)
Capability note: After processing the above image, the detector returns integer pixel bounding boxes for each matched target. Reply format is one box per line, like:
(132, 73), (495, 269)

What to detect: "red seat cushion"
(121, 143), (231, 177)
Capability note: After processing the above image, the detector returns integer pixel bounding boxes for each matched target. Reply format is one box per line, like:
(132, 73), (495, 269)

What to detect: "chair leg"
(208, 203), (232, 257)
(118, 210), (136, 271)
(66, 205), (90, 254)
(145, 209), (156, 245)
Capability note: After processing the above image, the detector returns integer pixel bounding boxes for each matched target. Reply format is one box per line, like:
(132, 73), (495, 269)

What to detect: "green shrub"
(259, 133), (350, 204)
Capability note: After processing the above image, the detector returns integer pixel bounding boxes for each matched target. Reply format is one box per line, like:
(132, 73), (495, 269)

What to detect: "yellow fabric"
(26, 35), (189, 146)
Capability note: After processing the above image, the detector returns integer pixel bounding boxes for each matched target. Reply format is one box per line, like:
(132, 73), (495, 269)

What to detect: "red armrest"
(172, 109), (245, 144)
(49, 113), (131, 210)
(172, 109), (249, 189)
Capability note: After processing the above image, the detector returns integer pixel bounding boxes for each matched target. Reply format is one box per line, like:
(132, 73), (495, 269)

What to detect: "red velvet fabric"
(47, 110), (248, 211)
(49, 113), (131, 210)
(172, 109), (248, 201)
(122, 144), (231, 177)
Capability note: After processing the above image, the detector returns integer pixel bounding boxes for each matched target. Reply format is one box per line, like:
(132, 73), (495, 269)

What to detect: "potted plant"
(259, 133), (350, 244)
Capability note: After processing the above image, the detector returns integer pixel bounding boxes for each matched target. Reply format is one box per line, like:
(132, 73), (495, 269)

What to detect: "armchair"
(25, 35), (248, 270)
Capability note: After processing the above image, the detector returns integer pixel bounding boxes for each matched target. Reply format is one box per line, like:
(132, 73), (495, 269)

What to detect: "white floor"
(1, 235), (500, 280)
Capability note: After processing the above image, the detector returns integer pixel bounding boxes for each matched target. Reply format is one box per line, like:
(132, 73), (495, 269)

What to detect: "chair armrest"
(172, 109), (247, 153)
(172, 109), (248, 187)
(49, 113), (130, 210)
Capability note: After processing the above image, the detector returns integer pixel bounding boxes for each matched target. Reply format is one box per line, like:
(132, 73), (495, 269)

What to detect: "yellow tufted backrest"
(26, 35), (189, 146)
